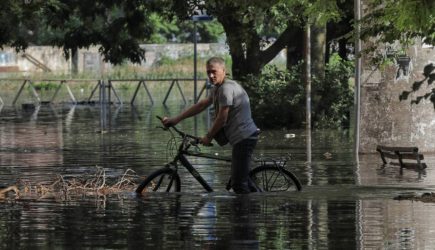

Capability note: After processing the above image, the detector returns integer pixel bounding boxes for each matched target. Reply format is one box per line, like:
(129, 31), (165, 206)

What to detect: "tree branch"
(259, 23), (298, 66)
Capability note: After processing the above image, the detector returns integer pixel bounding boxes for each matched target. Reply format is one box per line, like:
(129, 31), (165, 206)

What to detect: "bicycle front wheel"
(250, 164), (302, 192)
(135, 167), (181, 194)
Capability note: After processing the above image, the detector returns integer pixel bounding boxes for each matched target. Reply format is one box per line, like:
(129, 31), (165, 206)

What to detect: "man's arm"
(202, 105), (229, 145)
(162, 96), (212, 126)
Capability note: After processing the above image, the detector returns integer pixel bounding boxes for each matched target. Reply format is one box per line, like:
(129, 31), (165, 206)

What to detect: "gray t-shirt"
(211, 79), (258, 145)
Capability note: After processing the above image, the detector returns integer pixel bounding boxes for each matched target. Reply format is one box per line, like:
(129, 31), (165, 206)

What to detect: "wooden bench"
(376, 145), (427, 169)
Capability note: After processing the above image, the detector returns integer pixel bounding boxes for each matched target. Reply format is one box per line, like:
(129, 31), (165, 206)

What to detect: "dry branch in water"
(13, 167), (144, 200)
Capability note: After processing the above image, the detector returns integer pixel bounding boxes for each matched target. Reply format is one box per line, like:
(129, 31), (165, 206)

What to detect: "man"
(162, 57), (259, 194)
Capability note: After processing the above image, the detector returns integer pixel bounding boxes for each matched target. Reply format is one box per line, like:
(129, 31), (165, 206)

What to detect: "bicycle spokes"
(151, 173), (176, 192)
(165, 176), (175, 192)
(255, 168), (295, 191)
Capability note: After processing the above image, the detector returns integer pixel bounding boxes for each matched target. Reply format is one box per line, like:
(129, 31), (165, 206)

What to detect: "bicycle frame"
(170, 136), (232, 192)
(154, 117), (298, 193)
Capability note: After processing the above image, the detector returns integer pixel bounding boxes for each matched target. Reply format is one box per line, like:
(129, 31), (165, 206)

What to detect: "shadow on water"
(1, 103), (435, 249)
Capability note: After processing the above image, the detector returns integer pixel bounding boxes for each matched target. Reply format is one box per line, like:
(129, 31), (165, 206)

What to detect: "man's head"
(206, 57), (226, 85)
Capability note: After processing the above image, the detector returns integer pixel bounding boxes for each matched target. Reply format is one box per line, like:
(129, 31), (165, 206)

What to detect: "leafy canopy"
(361, 0), (435, 45)
(1, 0), (166, 64)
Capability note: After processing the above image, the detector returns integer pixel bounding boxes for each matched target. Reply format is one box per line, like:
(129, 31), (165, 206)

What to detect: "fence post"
(100, 80), (107, 129)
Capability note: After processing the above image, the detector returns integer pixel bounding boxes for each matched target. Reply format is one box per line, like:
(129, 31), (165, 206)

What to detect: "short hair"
(206, 57), (225, 69)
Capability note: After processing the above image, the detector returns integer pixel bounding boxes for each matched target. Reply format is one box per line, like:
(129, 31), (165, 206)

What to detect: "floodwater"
(1, 103), (435, 249)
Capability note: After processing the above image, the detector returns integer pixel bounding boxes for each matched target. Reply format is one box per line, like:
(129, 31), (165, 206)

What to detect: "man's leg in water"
(231, 138), (257, 194)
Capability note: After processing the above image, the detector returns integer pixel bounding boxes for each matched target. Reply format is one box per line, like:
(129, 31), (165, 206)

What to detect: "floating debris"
(284, 133), (296, 139)
(394, 192), (435, 203)
(0, 185), (19, 199)
(323, 152), (333, 159)
(11, 167), (143, 201)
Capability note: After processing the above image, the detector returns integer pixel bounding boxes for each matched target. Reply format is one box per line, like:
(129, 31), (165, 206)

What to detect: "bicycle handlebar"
(156, 116), (213, 146)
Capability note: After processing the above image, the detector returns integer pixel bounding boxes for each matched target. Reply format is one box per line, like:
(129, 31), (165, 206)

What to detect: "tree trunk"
(286, 26), (304, 69)
(223, 24), (264, 80)
(71, 47), (78, 75)
(218, 16), (295, 80)
(338, 38), (348, 60)
(311, 23), (326, 80)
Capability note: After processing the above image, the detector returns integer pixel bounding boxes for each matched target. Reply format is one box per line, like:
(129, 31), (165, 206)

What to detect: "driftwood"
(2, 167), (144, 201)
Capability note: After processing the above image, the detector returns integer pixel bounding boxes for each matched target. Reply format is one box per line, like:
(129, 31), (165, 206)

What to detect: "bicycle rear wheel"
(135, 167), (181, 194)
(250, 164), (302, 192)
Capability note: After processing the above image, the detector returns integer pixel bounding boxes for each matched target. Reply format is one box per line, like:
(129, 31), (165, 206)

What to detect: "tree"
(1, 0), (355, 76)
(361, 0), (435, 47)
(0, 0), (163, 65)
(166, 0), (351, 80)
(147, 13), (224, 44)
(0, 0), (41, 51)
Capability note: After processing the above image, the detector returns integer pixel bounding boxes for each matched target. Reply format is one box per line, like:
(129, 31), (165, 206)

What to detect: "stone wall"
(0, 43), (287, 75)
(0, 43), (231, 74)
(360, 41), (435, 153)
(0, 46), (69, 73)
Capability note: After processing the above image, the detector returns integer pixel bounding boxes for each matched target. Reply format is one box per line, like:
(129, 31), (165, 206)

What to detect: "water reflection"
(1, 104), (435, 249)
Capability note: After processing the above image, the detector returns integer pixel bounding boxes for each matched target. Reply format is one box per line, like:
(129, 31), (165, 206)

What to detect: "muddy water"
(1, 104), (435, 249)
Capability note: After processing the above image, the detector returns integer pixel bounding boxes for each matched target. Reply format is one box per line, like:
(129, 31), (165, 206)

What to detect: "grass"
(0, 54), (285, 105)
(0, 55), (229, 104)
(0, 55), (225, 80)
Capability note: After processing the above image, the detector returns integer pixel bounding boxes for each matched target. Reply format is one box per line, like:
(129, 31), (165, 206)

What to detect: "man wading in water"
(162, 57), (260, 194)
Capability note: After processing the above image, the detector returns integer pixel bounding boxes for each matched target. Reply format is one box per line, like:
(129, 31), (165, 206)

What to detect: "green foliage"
(359, 1), (435, 110)
(362, 0), (435, 46)
(294, 0), (343, 25)
(243, 55), (354, 129)
(1, 0), (166, 65)
(1, 0), (353, 80)
(0, 1), (225, 66)
(168, 0), (350, 79)
(0, 0), (41, 50)
(313, 54), (354, 128)
(147, 13), (224, 44)
(33, 82), (58, 91)
(148, 13), (180, 44)
(243, 64), (305, 129)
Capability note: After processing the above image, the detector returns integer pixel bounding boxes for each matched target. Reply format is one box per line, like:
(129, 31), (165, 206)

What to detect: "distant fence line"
(0, 78), (210, 107)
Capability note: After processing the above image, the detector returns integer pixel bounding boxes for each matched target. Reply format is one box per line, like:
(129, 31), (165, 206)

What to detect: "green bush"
(242, 55), (354, 129)
(33, 82), (58, 91)
(243, 64), (305, 128)
(313, 54), (354, 129)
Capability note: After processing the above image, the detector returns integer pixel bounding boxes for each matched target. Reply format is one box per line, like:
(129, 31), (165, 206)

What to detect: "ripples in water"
(1, 104), (435, 249)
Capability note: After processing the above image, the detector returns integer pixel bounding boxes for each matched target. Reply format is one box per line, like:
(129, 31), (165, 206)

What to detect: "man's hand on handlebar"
(158, 115), (213, 147)
(200, 135), (213, 146)
(161, 116), (179, 128)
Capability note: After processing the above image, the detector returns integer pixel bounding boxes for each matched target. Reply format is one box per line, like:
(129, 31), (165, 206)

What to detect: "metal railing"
(0, 78), (211, 107)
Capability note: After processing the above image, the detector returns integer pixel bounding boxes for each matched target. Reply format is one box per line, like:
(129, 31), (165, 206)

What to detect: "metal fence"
(0, 78), (211, 107)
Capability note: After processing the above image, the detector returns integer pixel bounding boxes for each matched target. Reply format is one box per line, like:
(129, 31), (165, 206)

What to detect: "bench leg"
(377, 150), (387, 164)
(395, 151), (404, 168)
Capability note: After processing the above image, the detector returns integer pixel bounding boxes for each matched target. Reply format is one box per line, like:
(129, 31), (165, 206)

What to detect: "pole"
(354, 0), (361, 156)
(100, 80), (107, 130)
(193, 21), (198, 104)
(191, 14), (213, 103)
(305, 24), (312, 164)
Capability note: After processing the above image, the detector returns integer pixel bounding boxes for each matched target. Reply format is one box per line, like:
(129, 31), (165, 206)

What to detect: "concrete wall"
(360, 41), (435, 153)
(0, 43), (287, 75)
(0, 46), (69, 73)
(0, 43), (231, 74)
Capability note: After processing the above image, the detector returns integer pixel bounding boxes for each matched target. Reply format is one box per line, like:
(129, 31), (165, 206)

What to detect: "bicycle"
(135, 117), (302, 194)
